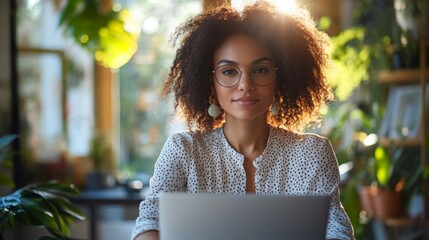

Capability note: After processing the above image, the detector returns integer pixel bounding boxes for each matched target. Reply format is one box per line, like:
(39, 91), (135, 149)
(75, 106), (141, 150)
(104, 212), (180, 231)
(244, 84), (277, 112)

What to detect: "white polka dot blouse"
(131, 126), (354, 240)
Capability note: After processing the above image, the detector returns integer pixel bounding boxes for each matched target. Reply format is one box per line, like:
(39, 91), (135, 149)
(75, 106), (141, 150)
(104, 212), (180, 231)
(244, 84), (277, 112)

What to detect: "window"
(16, 0), (94, 185)
(117, 0), (202, 181)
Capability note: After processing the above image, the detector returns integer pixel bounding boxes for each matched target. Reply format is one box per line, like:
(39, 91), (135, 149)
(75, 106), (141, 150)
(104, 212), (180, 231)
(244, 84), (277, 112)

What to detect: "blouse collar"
(218, 125), (274, 162)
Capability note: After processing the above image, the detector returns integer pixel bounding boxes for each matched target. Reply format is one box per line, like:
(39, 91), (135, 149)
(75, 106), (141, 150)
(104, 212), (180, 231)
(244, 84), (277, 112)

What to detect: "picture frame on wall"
(379, 84), (429, 140)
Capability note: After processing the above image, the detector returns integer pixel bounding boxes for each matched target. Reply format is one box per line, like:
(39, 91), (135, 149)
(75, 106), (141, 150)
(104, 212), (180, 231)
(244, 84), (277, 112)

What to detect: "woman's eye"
(222, 68), (238, 75)
(253, 66), (269, 74)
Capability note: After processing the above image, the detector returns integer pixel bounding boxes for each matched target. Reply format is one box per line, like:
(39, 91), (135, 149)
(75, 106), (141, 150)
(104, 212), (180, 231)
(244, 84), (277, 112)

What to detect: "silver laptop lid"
(159, 193), (330, 240)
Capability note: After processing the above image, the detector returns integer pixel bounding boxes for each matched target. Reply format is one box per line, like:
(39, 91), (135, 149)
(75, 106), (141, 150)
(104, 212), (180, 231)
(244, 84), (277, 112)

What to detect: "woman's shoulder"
(269, 127), (335, 163)
(270, 127), (330, 146)
(167, 128), (223, 146)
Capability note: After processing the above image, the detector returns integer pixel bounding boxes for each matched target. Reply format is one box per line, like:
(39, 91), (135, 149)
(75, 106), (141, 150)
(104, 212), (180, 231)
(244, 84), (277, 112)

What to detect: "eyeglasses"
(213, 63), (278, 88)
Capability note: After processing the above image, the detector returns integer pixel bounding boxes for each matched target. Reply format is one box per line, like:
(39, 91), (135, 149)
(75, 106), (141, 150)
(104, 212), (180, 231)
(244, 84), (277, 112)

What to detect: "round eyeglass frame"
(212, 64), (278, 88)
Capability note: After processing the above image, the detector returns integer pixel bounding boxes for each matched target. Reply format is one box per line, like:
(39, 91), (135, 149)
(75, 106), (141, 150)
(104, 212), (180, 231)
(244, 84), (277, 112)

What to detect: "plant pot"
(359, 185), (375, 217)
(394, 0), (429, 39)
(371, 187), (403, 220)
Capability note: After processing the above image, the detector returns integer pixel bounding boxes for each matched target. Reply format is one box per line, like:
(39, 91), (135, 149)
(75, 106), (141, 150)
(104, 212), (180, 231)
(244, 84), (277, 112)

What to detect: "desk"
(71, 187), (147, 240)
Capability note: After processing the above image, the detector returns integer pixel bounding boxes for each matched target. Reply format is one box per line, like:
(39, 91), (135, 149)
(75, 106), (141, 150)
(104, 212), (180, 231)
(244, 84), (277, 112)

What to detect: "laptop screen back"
(159, 193), (330, 240)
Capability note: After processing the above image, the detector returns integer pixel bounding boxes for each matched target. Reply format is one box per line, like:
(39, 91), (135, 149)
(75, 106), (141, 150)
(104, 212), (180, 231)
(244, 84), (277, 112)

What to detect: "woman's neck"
(223, 119), (270, 158)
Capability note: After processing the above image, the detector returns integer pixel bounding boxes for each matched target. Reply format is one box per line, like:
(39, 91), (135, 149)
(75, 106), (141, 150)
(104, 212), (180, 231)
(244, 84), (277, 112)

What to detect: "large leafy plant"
(374, 146), (421, 193)
(59, 0), (141, 69)
(0, 182), (85, 240)
(0, 135), (85, 240)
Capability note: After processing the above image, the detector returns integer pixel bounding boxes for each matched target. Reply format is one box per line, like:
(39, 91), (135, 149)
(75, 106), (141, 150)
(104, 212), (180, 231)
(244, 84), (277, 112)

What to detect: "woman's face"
(213, 34), (276, 123)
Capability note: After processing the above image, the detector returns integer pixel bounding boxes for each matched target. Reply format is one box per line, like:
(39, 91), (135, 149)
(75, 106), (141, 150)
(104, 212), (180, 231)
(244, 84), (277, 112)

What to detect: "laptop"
(159, 193), (330, 240)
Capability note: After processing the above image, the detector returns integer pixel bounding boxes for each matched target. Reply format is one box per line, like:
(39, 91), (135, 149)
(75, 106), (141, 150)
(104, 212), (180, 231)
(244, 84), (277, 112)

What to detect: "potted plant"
(0, 181), (85, 240)
(85, 132), (117, 190)
(0, 135), (85, 240)
(369, 145), (421, 220)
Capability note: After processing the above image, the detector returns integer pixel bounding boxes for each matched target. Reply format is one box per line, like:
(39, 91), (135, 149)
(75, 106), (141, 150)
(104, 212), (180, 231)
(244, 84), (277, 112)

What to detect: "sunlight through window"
(231, 0), (244, 12)
(232, 0), (298, 12)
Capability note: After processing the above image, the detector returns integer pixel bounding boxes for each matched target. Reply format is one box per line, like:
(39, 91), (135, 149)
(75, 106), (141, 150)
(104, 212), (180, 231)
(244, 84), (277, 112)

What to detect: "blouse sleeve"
(321, 138), (355, 240)
(131, 134), (188, 240)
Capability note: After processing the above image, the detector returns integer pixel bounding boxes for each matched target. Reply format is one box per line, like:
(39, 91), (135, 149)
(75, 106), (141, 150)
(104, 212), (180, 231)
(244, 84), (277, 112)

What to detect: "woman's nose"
(238, 69), (255, 91)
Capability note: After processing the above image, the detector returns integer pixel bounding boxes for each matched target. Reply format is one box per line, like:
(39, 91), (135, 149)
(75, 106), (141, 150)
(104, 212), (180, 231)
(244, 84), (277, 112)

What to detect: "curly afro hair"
(162, 1), (333, 133)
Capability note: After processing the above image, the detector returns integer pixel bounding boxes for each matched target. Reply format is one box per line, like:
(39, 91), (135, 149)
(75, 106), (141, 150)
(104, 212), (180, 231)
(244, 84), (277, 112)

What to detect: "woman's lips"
(232, 97), (259, 106)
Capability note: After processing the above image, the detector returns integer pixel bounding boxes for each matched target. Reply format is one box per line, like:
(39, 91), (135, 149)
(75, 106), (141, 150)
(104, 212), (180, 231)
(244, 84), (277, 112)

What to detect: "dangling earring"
(271, 98), (279, 116)
(208, 103), (221, 118)
(208, 90), (221, 118)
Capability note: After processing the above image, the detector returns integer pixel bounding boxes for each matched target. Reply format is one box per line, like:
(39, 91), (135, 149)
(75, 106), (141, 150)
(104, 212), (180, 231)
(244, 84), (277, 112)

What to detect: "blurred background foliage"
(59, 0), (141, 69)
(318, 0), (422, 238)
(116, 0), (201, 181)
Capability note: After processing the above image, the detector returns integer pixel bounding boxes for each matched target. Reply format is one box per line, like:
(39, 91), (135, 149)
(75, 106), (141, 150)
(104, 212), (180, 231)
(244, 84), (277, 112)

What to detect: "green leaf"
(50, 196), (85, 221)
(423, 166), (429, 179)
(1, 181), (85, 238)
(374, 146), (390, 187)
(330, 27), (369, 100)
(387, 147), (406, 188)
(404, 166), (422, 192)
(19, 201), (52, 226)
(58, 0), (84, 27)
(24, 203), (64, 238)
(43, 200), (68, 236)
(0, 175), (15, 188)
(28, 189), (64, 200)
(35, 181), (80, 196)
(58, 1), (140, 69)
(0, 208), (15, 231)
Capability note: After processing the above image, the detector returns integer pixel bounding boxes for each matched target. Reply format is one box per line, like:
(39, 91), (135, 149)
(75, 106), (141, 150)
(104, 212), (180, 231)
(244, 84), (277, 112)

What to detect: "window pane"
(118, 0), (201, 181)
(16, 0), (94, 185)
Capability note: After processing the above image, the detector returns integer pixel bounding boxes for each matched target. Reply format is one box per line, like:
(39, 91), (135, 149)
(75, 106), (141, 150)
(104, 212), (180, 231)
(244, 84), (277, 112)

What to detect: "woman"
(132, 2), (354, 240)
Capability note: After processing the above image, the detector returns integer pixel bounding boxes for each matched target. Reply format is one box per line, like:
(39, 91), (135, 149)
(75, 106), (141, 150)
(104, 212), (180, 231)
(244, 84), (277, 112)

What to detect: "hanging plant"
(59, 0), (141, 69)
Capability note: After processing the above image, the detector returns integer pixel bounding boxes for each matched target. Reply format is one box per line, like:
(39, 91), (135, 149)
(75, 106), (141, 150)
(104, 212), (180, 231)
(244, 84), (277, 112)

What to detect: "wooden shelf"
(378, 69), (429, 84)
(378, 138), (422, 148)
(384, 217), (417, 227)
(383, 217), (429, 228)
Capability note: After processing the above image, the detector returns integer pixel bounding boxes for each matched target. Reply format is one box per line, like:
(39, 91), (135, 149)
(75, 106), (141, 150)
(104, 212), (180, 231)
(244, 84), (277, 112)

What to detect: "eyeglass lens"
(214, 63), (276, 87)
